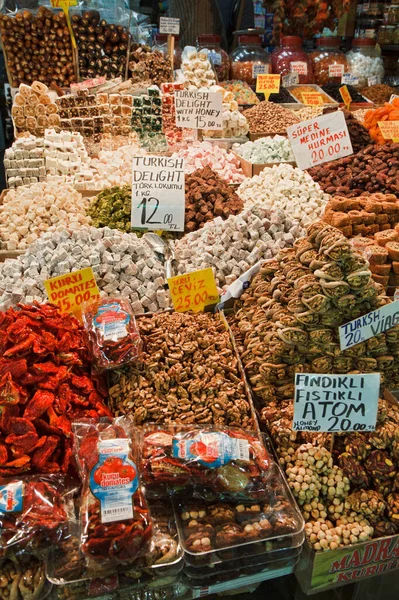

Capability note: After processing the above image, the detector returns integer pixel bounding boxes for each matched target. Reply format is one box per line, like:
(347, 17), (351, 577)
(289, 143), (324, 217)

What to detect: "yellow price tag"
(301, 92), (324, 106)
(51, 0), (77, 49)
(256, 74), (280, 97)
(167, 268), (219, 313)
(378, 121), (399, 142)
(44, 267), (100, 319)
(339, 85), (352, 109)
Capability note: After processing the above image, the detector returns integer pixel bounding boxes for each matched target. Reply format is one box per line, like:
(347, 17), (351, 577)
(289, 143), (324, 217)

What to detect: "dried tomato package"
(82, 298), (142, 369)
(141, 425), (271, 501)
(0, 475), (70, 556)
(73, 418), (152, 569)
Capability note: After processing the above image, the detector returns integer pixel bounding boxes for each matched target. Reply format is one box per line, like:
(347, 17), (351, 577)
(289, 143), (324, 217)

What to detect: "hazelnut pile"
(243, 101), (299, 134)
(71, 10), (130, 80)
(0, 7), (75, 87)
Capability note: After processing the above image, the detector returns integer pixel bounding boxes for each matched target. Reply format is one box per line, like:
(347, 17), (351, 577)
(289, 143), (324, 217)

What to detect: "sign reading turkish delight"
(174, 90), (223, 130)
(339, 300), (399, 350)
(287, 111), (353, 170)
(293, 373), (379, 433)
(131, 156), (185, 232)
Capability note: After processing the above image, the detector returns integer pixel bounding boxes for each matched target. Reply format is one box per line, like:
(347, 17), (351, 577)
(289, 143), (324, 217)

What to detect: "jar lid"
(238, 35), (262, 45)
(197, 34), (221, 44)
(155, 33), (180, 41)
(316, 37), (341, 48)
(352, 37), (376, 47)
(281, 36), (303, 47)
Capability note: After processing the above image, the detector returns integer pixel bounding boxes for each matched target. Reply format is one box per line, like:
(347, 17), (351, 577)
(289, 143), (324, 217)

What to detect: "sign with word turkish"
(341, 73), (359, 86)
(339, 85), (352, 108)
(282, 72), (299, 87)
(159, 17), (180, 35)
(256, 74), (280, 100)
(339, 300), (399, 350)
(301, 91), (324, 106)
(131, 156), (185, 232)
(252, 63), (269, 78)
(368, 75), (380, 86)
(378, 120), (399, 142)
(44, 267), (99, 318)
(174, 90), (223, 130)
(168, 268), (219, 313)
(293, 373), (379, 433)
(287, 110), (353, 170)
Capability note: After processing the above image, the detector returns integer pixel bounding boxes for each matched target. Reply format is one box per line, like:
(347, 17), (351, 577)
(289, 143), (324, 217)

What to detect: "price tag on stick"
(174, 90), (223, 130)
(378, 121), (399, 143)
(159, 17), (180, 35)
(44, 267), (100, 319)
(293, 373), (380, 433)
(339, 85), (352, 109)
(131, 156), (185, 232)
(301, 92), (324, 106)
(256, 74), (280, 100)
(287, 111), (353, 170)
(168, 268), (220, 313)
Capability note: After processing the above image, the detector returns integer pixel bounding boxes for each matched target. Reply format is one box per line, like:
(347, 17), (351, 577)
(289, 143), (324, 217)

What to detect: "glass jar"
(197, 34), (229, 81)
(229, 35), (270, 88)
(388, 4), (399, 23)
(309, 37), (349, 85)
(271, 36), (314, 84)
(153, 33), (182, 69)
(345, 38), (384, 87)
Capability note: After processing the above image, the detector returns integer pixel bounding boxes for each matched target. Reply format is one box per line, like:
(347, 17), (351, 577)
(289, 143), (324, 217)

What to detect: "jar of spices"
(387, 4), (399, 23)
(229, 35), (270, 88)
(153, 33), (182, 69)
(309, 37), (349, 85)
(271, 36), (314, 84)
(197, 34), (229, 81)
(346, 38), (384, 87)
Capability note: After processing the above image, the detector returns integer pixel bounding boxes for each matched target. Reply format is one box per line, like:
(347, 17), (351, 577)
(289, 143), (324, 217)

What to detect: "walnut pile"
(108, 312), (252, 427)
(232, 221), (399, 409)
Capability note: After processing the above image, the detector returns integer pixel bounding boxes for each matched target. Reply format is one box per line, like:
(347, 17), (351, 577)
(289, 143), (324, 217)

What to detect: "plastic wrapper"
(72, 417), (152, 570)
(141, 425), (271, 501)
(0, 474), (70, 556)
(82, 298), (142, 369)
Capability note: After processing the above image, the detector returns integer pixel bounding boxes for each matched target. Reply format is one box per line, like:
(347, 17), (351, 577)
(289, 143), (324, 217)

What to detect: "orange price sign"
(339, 85), (352, 109)
(44, 267), (100, 320)
(167, 268), (219, 313)
(256, 74), (280, 100)
(301, 92), (324, 106)
(378, 121), (399, 143)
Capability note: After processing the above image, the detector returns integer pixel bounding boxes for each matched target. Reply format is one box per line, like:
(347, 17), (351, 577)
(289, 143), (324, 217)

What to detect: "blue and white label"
(94, 302), (130, 342)
(172, 432), (249, 468)
(90, 438), (138, 524)
(368, 76), (380, 86)
(0, 481), (23, 513)
(252, 63), (269, 78)
(339, 301), (399, 351)
(208, 50), (222, 66)
(341, 73), (359, 86)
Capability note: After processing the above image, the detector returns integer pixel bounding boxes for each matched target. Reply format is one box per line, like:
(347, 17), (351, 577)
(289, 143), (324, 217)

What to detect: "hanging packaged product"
(73, 417), (152, 568)
(82, 297), (142, 369)
(141, 425), (271, 501)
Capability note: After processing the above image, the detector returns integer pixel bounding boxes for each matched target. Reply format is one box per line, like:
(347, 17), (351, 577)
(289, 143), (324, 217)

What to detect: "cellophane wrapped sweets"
(73, 417), (152, 569)
(141, 425), (272, 501)
(0, 475), (70, 556)
(82, 297), (142, 369)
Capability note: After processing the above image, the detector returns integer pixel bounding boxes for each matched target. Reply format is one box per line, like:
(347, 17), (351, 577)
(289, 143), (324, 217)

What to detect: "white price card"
(341, 73), (359, 86)
(390, 94), (399, 103)
(131, 156), (185, 232)
(368, 76), (380, 86)
(339, 300), (399, 351)
(159, 17), (180, 35)
(282, 72), (299, 87)
(293, 373), (380, 433)
(287, 110), (353, 170)
(252, 63), (269, 78)
(175, 90), (223, 130)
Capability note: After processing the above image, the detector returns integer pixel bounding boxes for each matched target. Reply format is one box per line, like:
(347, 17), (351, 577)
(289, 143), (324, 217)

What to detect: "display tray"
(286, 84), (339, 108)
(232, 151), (296, 177)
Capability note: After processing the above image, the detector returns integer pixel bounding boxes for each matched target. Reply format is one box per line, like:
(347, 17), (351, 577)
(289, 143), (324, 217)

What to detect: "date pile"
(231, 221), (399, 410)
(0, 302), (110, 475)
(262, 398), (399, 550)
(109, 312), (253, 427)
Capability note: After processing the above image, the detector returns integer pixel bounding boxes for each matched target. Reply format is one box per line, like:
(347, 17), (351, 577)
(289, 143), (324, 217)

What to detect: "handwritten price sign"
(168, 268), (219, 313)
(378, 121), (399, 142)
(339, 85), (352, 109)
(301, 92), (324, 106)
(44, 267), (99, 319)
(256, 74), (280, 100)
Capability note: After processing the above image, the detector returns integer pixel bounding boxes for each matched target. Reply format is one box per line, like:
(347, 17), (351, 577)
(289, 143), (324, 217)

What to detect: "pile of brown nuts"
(129, 44), (173, 86)
(243, 101), (299, 134)
(71, 10), (130, 80)
(185, 166), (243, 233)
(0, 555), (46, 599)
(0, 7), (75, 87)
(108, 312), (253, 427)
(308, 143), (399, 197)
(360, 83), (398, 104)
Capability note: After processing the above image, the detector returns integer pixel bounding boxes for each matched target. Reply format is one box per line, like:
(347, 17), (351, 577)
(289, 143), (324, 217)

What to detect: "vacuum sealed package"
(73, 417), (152, 569)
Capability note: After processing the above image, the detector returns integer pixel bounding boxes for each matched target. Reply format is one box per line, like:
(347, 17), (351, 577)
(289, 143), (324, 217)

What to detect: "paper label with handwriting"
(301, 92), (324, 106)
(168, 268), (219, 313)
(339, 85), (352, 107)
(256, 74), (280, 98)
(44, 267), (100, 318)
(378, 121), (399, 142)
(328, 64), (345, 78)
(290, 61), (308, 76)
(159, 17), (180, 35)
(174, 90), (223, 130)
(341, 73), (359, 86)
(282, 73), (299, 87)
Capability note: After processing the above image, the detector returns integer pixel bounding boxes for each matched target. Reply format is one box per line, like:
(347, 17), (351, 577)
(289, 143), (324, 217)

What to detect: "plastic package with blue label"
(140, 424), (272, 501)
(81, 297), (142, 369)
(72, 416), (152, 570)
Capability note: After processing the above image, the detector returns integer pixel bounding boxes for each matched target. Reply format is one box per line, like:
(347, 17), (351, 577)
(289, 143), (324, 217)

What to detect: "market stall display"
(321, 83), (369, 104)
(218, 80), (260, 106)
(345, 39), (384, 88)
(360, 83), (398, 104)
(11, 82), (59, 138)
(129, 44), (173, 86)
(309, 38), (349, 86)
(243, 101), (299, 135)
(363, 100), (399, 144)
(230, 35), (271, 88)
(172, 141), (245, 183)
(180, 47), (217, 90)
(271, 37), (314, 84)
(88, 143), (146, 189)
(233, 136), (295, 165)
(197, 35), (229, 82)
(287, 85), (337, 106)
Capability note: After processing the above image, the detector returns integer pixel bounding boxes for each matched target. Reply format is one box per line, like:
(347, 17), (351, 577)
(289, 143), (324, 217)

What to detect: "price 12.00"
(137, 197), (177, 230)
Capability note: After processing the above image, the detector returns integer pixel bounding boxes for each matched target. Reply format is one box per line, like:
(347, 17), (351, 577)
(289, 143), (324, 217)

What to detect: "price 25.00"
(175, 290), (216, 311)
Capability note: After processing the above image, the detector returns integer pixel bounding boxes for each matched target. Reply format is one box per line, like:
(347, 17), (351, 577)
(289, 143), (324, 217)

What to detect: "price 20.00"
(311, 142), (342, 164)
